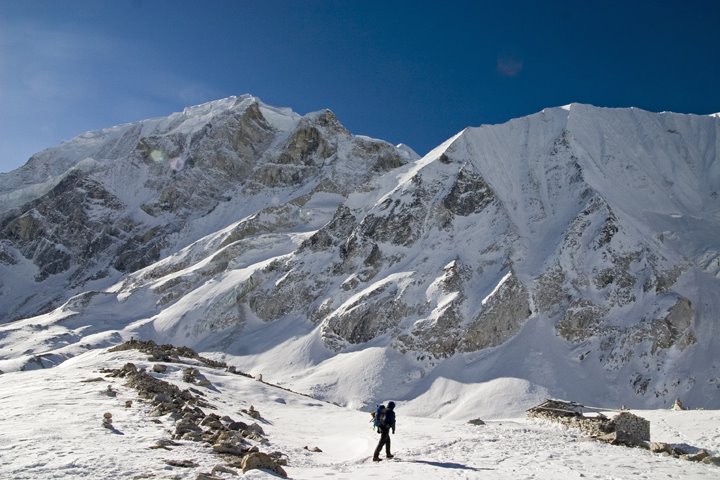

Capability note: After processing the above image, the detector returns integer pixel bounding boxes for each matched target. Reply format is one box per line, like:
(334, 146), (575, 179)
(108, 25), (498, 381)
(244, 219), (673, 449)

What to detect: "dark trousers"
(373, 426), (391, 458)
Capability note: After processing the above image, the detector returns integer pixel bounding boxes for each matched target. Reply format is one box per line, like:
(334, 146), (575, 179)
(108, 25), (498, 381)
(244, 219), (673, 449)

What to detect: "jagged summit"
(0, 100), (718, 414)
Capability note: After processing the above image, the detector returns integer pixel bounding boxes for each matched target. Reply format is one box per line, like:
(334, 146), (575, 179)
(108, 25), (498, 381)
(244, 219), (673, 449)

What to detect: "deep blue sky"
(1, 0), (719, 173)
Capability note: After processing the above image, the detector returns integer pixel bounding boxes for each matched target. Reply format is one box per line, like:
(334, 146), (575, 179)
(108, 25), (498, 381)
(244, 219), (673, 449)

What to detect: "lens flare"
(169, 157), (185, 171)
(150, 150), (165, 162)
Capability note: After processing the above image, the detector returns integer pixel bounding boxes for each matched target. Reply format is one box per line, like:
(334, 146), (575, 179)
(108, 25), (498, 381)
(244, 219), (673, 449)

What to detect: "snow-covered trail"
(0, 346), (718, 479)
(277, 415), (720, 479)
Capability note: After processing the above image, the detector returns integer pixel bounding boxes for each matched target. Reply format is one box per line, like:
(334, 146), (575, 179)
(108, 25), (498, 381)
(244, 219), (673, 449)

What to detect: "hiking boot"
(386, 454), (394, 459)
(372, 457), (382, 462)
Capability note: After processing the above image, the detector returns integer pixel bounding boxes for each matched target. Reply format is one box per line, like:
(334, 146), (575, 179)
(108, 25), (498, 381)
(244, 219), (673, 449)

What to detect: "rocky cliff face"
(0, 95), (411, 321)
(0, 100), (718, 411)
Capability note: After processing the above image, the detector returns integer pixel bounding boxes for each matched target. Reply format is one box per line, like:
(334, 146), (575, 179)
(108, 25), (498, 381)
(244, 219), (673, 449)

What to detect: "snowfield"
(0, 346), (717, 479)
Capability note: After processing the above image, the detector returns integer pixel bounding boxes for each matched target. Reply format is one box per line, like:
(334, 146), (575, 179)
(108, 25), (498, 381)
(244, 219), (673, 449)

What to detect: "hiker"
(373, 401), (396, 461)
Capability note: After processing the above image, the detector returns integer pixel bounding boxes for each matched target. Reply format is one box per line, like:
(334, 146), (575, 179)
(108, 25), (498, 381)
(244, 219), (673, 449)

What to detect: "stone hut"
(527, 399), (650, 446)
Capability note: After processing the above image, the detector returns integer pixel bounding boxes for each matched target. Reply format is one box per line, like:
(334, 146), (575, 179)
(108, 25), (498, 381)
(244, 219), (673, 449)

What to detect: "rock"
(246, 422), (265, 435)
(200, 413), (221, 425)
(189, 387), (206, 397)
(212, 443), (247, 456)
(243, 432), (266, 443)
(183, 367), (200, 383)
(195, 473), (222, 480)
(701, 456), (720, 466)
(467, 418), (485, 426)
(196, 475), (221, 480)
(204, 420), (224, 430)
(211, 465), (238, 476)
(181, 432), (203, 441)
(685, 449), (710, 462)
(149, 438), (181, 450)
(122, 363), (138, 374)
(101, 412), (114, 429)
(597, 432), (618, 444)
(153, 393), (172, 404)
(650, 442), (670, 453)
(156, 439), (181, 447)
(125, 400), (133, 408)
(166, 459), (198, 468)
(240, 452), (287, 478)
(243, 405), (261, 419)
(152, 364), (168, 373)
(80, 377), (105, 383)
(175, 420), (202, 435)
(228, 421), (248, 431)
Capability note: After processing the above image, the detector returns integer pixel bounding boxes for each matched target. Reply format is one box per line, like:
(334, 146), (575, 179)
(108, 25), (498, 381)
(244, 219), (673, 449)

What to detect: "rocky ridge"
(100, 339), (290, 478)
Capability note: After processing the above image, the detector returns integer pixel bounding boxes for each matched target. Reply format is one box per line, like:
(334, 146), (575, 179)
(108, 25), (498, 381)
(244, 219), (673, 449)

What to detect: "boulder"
(228, 421), (248, 431)
(246, 422), (265, 435)
(240, 452), (287, 478)
(152, 364), (168, 373)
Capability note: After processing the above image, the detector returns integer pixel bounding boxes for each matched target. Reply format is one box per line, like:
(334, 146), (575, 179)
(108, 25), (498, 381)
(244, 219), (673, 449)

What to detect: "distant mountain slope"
(0, 100), (718, 412)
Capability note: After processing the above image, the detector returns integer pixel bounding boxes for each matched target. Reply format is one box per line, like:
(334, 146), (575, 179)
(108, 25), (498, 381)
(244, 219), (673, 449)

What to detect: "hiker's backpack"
(371, 404), (386, 429)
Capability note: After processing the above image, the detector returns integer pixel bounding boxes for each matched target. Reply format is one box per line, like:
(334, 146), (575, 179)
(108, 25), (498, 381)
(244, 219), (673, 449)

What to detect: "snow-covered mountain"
(0, 98), (718, 414)
(0, 95), (411, 320)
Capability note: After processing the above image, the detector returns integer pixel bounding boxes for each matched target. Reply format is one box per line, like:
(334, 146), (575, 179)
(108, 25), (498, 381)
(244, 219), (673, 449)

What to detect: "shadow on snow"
(406, 459), (492, 471)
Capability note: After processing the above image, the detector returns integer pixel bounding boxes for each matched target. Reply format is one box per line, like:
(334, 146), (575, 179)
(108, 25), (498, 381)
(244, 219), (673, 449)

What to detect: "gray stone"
(211, 465), (238, 476)
(165, 459), (198, 468)
(240, 452), (287, 478)
(195, 473), (222, 480)
(684, 450), (710, 462)
(152, 364), (168, 373)
(228, 421), (248, 431)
